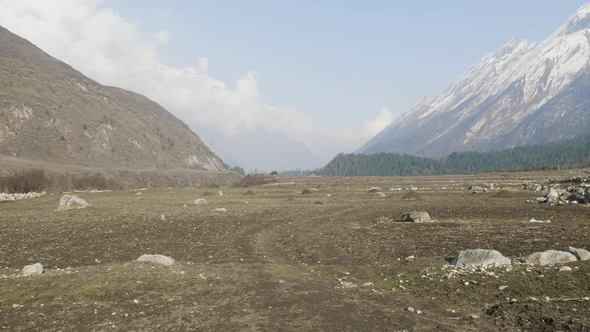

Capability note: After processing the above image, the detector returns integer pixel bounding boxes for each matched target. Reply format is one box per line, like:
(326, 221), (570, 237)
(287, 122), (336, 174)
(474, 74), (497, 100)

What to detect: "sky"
(0, 0), (587, 166)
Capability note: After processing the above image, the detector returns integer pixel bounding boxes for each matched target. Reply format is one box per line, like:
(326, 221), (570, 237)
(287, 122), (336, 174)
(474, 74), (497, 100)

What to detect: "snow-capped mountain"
(360, 3), (590, 157)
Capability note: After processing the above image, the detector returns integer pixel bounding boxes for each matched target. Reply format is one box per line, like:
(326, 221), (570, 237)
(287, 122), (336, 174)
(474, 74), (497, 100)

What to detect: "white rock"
(194, 198), (208, 205)
(367, 187), (383, 193)
(22, 263), (44, 276)
(568, 247), (590, 261)
(136, 254), (175, 266)
(215, 208), (227, 212)
(529, 218), (551, 223)
(525, 250), (577, 266)
(401, 212), (432, 223)
(56, 194), (89, 211)
(451, 249), (511, 268)
(375, 192), (386, 198)
(559, 266), (572, 272)
(499, 285), (508, 290)
(160, 214), (166, 221)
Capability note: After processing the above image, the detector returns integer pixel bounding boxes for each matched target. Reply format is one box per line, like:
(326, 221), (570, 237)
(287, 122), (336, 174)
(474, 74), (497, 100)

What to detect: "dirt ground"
(1, 169), (590, 331)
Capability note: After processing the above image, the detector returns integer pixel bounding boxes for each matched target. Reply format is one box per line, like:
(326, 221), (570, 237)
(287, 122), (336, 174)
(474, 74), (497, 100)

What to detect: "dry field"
(1, 170), (590, 331)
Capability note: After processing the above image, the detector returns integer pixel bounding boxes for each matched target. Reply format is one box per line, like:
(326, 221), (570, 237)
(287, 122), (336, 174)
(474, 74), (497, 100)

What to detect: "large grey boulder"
(56, 194), (89, 211)
(568, 247), (590, 261)
(136, 254), (175, 266)
(401, 212), (432, 223)
(525, 250), (577, 266)
(451, 249), (511, 268)
(22, 263), (44, 276)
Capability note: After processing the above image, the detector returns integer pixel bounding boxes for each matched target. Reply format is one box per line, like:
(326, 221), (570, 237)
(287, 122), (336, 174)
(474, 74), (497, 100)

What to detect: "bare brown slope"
(0, 25), (225, 171)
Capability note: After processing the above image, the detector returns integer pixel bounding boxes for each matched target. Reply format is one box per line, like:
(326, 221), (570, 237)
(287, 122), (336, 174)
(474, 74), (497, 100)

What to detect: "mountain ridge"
(0, 25), (226, 171)
(360, 3), (590, 157)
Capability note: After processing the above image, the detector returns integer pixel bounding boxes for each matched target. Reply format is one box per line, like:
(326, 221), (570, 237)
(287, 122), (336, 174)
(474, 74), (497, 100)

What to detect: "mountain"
(360, 3), (590, 157)
(195, 126), (325, 172)
(0, 25), (225, 171)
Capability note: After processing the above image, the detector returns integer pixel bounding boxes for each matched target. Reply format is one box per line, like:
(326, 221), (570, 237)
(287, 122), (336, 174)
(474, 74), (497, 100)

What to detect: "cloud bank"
(0, 0), (396, 166)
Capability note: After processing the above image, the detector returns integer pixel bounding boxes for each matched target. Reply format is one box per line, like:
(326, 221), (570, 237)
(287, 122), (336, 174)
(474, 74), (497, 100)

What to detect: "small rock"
(499, 285), (508, 290)
(400, 212), (432, 223)
(406, 307), (415, 313)
(194, 198), (208, 205)
(525, 250), (577, 266)
(559, 266), (572, 272)
(451, 249), (511, 268)
(375, 192), (386, 198)
(22, 263), (44, 276)
(567, 247), (590, 261)
(215, 208), (227, 212)
(367, 187), (383, 193)
(160, 214), (166, 221)
(529, 218), (551, 223)
(136, 254), (175, 266)
(56, 194), (90, 211)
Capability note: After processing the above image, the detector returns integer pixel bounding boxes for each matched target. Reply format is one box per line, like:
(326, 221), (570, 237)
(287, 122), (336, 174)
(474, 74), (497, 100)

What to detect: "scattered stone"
(406, 307), (415, 313)
(367, 187), (383, 193)
(56, 194), (90, 211)
(218, 191), (224, 196)
(22, 263), (44, 276)
(400, 212), (432, 223)
(451, 249), (511, 268)
(374, 192), (386, 198)
(160, 214), (166, 221)
(525, 250), (577, 266)
(202, 191), (213, 196)
(567, 247), (590, 261)
(0, 192), (45, 202)
(243, 190), (255, 195)
(469, 185), (486, 193)
(215, 208), (227, 212)
(499, 285), (508, 291)
(136, 254), (175, 266)
(301, 189), (313, 195)
(559, 266), (573, 272)
(194, 198), (208, 205)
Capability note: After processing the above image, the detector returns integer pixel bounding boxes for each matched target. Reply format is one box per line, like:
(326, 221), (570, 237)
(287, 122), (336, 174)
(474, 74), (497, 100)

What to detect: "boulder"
(22, 263), (44, 276)
(401, 212), (432, 223)
(136, 254), (175, 266)
(568, 247), (590, 261)
(56, 194), (89, 211)
(451, 249), (511, 268)
(525, 250), (577, 266)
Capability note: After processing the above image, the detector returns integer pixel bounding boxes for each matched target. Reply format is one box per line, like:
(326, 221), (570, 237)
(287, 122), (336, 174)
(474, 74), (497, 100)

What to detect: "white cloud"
(361, 107), (398, 137)
(0, 0), (396, 162)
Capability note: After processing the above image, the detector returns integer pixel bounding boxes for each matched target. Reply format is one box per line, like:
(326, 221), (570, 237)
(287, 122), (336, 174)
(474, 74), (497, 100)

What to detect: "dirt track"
(1, 170), (590, 330)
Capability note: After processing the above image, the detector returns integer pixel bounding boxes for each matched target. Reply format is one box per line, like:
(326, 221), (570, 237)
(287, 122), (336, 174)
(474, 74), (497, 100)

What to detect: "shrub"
(73, 173), (109, 190)
(0, 169), (50, 193)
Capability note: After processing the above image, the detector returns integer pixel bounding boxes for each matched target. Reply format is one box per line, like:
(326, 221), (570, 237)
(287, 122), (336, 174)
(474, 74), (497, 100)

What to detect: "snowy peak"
(558, 2), (590, 35)
(359, 4), (590, 158)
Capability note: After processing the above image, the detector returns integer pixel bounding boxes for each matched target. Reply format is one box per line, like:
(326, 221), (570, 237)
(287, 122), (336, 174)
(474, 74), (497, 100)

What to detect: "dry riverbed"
(1, 170), (590, 330)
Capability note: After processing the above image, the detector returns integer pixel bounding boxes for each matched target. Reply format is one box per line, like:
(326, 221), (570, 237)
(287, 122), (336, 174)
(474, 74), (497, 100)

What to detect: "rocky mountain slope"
(360, 3), (590, 157)
(0, 25), (225, 171)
